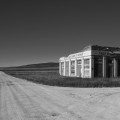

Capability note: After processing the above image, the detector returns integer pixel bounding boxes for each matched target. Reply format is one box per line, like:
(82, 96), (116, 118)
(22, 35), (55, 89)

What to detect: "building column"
(91, 56), (94, 78)
(64, 60), (66, 76)
(75, 58), (77, 76)
(69, 59), (71, 76)
(103, 56), (106, 78)
(113, 58), (118, 77)
(89, 57), (92, 78)
(82, 58), (84, 78)
(59, 61), (61, 75)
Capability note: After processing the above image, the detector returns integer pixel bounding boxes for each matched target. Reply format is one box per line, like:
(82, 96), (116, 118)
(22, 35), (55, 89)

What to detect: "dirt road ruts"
(1, 72), (120, 120)
(0, 72), (81, 120)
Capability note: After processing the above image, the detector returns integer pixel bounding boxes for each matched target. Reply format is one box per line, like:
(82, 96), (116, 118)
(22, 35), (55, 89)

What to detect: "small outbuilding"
(59, 45), (120, 78)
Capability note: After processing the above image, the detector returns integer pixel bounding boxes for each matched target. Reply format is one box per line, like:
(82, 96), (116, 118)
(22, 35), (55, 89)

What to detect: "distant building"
(59, 45), (120, 78)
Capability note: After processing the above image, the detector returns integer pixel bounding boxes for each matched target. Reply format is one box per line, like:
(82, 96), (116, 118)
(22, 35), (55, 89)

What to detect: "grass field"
(3, 70), (120, 87)
(2, 62), (120, 87)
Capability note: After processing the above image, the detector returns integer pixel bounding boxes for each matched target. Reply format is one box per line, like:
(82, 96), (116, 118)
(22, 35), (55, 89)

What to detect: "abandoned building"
(59, 45), (120, 78)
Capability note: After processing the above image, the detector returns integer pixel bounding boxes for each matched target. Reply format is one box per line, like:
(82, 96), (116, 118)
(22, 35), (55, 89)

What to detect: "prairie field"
(3, 69), (120, 87)
(2, 62), (120, 88)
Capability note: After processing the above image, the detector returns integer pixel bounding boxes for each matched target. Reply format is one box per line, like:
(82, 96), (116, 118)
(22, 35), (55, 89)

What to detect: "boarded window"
(84, 59), (90, 77)
(71, 61), (75, 75)
(65, 61), (69, 76)
(84, 59), (90, 69)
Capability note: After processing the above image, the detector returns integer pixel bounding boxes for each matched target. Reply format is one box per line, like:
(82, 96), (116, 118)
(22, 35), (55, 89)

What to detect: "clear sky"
(0, 1), (120, 67)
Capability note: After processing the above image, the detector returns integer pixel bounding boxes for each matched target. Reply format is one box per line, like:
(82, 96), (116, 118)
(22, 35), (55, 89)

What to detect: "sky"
(0, 1), (120, 67)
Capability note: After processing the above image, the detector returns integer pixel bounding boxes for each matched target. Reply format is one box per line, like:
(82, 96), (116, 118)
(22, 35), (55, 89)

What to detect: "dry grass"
(3, 70), (120, 87)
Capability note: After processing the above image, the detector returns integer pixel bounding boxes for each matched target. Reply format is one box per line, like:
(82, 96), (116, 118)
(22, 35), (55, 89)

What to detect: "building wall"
(59, 49), (92, 78)
(59, 45), (120, 78)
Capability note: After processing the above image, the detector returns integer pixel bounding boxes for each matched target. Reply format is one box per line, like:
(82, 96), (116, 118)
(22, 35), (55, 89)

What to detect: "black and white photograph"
(0, 1), (120, 120)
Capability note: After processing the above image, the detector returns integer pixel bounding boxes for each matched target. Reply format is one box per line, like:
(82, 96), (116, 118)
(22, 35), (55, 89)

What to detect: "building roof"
(60, 45), (120, 60)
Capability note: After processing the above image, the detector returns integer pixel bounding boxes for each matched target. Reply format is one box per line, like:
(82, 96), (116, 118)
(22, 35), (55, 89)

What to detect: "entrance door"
(106, 58), (113, 77)
(117, 59), (120, 77)
(94, 57), (103, 77)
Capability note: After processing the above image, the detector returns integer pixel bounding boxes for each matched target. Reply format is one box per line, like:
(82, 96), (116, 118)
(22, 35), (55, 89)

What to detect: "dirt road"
(1, 72), (120, 120)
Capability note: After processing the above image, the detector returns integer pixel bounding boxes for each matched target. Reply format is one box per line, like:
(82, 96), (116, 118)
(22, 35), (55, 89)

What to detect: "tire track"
(9, 83), (48, 120)
(8, 76), (82, 120)
(0, 72), (83, 120)
(0, 77), (11, 120)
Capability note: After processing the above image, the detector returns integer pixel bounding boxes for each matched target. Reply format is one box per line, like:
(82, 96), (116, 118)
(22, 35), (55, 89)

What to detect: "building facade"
(59, 45), (120, 78)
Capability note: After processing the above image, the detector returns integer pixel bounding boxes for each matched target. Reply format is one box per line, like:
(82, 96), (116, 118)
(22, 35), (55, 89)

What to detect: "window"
(71, 61), (75, 66)
(84, 59), (90, 77)
(84, 59), (90, 69)
(61, 62), (64, 68)
(77, 60), (82, 65)
(71, 61), (75, 75)
(65, 61), (69, 76)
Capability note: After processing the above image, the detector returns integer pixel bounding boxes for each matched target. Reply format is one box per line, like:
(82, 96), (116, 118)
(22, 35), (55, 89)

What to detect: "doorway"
(94, 57), (103, 77)
(106, 58), (113, 77)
